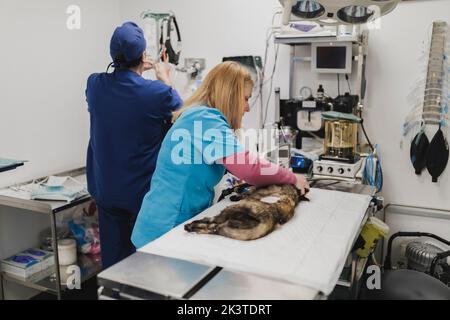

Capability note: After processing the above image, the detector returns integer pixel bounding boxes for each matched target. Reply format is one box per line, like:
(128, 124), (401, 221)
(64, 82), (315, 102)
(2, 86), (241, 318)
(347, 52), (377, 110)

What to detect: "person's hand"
(154, 63), (172, 87)
(143, 56), (155, 72)
(295, 174), (310, 196)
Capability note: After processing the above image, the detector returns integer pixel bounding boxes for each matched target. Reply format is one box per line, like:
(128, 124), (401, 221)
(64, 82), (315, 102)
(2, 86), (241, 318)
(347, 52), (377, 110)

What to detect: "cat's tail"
(184, 218), (218, 235)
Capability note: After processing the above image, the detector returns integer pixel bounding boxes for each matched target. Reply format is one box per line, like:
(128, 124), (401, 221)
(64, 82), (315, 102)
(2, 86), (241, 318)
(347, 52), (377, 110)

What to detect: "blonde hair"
(173, 61), (254, 130)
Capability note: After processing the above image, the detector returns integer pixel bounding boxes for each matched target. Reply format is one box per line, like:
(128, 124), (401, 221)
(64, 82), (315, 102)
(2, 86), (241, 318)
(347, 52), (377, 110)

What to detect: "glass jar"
(324, 120), (357, 160)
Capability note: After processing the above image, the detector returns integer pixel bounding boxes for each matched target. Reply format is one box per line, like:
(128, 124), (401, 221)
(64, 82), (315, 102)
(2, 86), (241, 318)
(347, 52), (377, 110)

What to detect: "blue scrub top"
(131, 106), (243, 248)
(86, 69), (182, 214)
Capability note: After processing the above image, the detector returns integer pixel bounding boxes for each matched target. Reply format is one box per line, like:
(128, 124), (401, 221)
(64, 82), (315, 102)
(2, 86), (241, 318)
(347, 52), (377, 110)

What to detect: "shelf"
(0, 167), (100, 300)
(0, 168), (91, 215)
(0, 159), (25, 173)
(0, 163), (24, 173)
(2, 254), (102, 295)
(274, 35), (360, 45)
(2, 269), (56, 294)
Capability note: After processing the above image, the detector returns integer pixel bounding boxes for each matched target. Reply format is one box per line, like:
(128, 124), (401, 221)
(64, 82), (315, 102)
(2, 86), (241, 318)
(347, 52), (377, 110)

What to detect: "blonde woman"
(131, 61), (309, 248)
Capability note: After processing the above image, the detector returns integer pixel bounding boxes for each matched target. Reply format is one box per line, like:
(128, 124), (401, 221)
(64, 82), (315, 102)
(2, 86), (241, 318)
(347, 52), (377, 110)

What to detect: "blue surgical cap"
(110, 22), (146, 65)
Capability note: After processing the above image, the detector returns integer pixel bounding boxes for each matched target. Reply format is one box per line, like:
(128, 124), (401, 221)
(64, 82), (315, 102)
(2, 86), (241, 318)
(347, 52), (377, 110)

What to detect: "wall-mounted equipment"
(404, 21), (449, 183)
(279, 0), (400, 26)
(141, 12), (182, 66)
(177, 58), (206, 80)
(274, 1), (384, 187)
(223, 56), (263, 75)
(223, 55), (264, 126)
(222, 56), (263, 92)
(311, 41), (353, 74)
(176, 58), (206, 99)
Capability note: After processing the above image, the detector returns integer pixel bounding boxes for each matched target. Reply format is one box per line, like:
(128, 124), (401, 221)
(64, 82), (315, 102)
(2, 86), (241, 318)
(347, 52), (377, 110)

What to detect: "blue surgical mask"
(30, 176), (87, 202)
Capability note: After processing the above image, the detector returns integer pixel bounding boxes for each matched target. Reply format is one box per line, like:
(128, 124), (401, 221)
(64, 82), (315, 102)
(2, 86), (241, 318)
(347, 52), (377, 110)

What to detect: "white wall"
(364, 0), (449, 211)
(0, 0), (121, 299)
(119, 0), (289, 130)
(120, 0), (450, 212)
(0, 0), (120, 189)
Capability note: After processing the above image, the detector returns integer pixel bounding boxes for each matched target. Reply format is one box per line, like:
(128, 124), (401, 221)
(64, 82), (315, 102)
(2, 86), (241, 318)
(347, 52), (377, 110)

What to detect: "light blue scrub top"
(131, 106), (243, 248)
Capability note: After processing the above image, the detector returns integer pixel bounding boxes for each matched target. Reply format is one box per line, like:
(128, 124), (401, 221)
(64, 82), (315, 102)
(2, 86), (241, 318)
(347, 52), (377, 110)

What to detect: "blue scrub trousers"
(97, 204), (138, 269)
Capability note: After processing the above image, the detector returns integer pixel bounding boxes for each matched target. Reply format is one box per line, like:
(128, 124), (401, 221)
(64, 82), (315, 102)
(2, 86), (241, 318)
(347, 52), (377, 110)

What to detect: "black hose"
(360, 119), (374, 152)
(430, 250), (450, 276)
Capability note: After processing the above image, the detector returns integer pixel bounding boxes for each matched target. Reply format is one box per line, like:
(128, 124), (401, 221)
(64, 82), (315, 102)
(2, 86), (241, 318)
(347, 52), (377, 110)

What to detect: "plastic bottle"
(317, 84), (324, 101)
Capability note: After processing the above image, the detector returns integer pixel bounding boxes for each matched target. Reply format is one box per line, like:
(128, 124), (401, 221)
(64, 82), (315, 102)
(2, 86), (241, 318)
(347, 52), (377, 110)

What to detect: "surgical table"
(97, 182), (377, 300)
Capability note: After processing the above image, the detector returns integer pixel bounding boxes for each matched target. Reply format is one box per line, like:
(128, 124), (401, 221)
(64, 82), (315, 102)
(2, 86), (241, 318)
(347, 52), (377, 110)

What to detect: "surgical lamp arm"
(282, 0), (295, 25)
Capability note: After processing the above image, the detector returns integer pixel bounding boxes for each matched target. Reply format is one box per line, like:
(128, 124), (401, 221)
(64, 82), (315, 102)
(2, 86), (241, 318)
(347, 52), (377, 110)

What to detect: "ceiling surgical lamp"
(279, 0), (400, 26)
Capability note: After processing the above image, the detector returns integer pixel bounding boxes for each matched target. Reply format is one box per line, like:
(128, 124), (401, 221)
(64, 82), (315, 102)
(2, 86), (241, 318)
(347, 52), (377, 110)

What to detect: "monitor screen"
(311, 42), (352, 74)
(278, 149), (290, 158)
(316, 46), (347, 69)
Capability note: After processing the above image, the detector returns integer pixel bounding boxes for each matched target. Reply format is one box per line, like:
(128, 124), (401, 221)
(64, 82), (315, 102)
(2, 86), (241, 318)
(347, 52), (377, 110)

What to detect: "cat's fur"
(184, 184), (309, 241)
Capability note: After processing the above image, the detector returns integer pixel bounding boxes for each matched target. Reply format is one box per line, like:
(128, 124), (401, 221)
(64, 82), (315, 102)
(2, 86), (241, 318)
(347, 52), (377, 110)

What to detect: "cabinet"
(0, 168), (102, 300)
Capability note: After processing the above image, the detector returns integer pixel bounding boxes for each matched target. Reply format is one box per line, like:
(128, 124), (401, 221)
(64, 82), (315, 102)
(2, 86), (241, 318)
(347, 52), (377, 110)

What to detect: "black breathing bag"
(410, 126), (449, 183)
(426, 127), (449, 183)
(410, 131), (430, 175)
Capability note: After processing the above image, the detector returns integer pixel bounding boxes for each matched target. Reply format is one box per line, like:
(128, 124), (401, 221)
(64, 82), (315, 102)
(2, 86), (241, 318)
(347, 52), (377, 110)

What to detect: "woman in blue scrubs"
(131, 61), (308, 248)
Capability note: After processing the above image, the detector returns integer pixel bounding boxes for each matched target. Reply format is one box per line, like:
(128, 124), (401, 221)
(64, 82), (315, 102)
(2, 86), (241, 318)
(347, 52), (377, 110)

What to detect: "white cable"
(260, 11), (283, 126)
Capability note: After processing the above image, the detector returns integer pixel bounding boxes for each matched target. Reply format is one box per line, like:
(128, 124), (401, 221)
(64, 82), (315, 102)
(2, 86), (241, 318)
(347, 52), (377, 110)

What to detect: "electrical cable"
(263, 44), (280, 125)
(337, 74), (341, 96)
(345, 74), (352, 94)
(360, 120), (374, 152)
(260, 11), (282, 127)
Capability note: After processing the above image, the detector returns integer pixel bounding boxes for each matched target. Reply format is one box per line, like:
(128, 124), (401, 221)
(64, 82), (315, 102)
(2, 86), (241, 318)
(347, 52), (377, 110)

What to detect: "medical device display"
(311, 42), (352, 74)
(279, 0), (400, 26)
